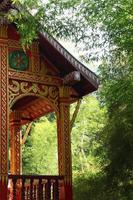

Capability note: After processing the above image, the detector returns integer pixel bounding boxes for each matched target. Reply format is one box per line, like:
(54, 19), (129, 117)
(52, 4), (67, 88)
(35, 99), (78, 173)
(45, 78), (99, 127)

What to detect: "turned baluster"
(37, 178), (42, 200)
(12, 178), (17, 200)
(30, 178), (34, 200)
(45, 179), (51, 200)
(21, 178), (26, 200)
(53, 179), (59, 200)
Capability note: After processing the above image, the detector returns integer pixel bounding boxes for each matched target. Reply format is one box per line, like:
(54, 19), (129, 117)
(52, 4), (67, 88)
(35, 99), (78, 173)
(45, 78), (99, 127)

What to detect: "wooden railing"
(8, 175), (64, 200)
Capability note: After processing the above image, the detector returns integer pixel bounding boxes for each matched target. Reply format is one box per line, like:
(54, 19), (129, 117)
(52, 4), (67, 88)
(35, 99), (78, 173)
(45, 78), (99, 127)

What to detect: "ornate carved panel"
(9, 80), (59, 113)
(8, 39), (40, 73)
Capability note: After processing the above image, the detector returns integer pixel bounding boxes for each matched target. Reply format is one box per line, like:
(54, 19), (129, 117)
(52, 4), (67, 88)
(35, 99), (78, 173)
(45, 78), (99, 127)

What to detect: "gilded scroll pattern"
(9, 80), (59, 112)
(0, 45), (8, 174)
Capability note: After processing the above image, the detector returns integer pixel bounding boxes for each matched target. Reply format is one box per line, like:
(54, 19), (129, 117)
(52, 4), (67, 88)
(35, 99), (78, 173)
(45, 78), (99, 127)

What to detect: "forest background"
(6, 0), (133, 199)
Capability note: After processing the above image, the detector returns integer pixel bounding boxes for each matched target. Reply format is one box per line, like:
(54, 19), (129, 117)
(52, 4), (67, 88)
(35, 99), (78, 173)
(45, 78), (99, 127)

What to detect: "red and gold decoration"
(10, 111), (22, 175)
(0, 24), (8, 200)
(57, 86), (73, 199)
(0, 16), (99, 199)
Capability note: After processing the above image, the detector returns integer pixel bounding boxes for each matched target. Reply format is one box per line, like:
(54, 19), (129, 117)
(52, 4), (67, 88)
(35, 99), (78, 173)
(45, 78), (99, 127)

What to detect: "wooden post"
(0, 25), (9, 200)
(57, 86), (73, 200)
(10, 111), (22, 175)
(10, 111), (22, 200)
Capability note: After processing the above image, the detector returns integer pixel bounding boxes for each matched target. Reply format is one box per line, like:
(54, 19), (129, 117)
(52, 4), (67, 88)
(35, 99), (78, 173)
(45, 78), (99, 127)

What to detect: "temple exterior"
(0, 1), (99, 199)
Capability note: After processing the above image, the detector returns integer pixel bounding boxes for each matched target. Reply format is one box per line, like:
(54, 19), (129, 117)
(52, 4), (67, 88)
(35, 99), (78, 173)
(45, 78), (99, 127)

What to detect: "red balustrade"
(8, 175), (64, 200)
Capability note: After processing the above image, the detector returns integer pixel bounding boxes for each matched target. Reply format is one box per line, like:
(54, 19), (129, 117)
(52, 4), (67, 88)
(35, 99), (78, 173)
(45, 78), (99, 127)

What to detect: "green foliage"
(74, 173), (106, 200)
(22, 115), (58, 175)
(8, 0), (45, 46)
(99, 59), (133, 195)
(71, 96), (107, 174)
(13, 1), (133, 198)
(3, 0), (132, 60)
(7, 0), (87, 46)
(74, 172), (133, 200)
(65, 0), (133, 50)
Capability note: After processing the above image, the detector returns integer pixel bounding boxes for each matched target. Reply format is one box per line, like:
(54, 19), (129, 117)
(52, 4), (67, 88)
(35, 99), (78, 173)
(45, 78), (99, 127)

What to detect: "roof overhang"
(39, 32), (99, 97)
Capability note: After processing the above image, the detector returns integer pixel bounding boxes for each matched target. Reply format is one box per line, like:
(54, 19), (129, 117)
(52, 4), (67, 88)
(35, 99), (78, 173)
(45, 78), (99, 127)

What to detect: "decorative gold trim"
(57, 86), (72, 184)
(59, 86), (70, 98)
(9, 80), (59, 113)
(9, 70), (63, 86)
(8, 39), (21, 49)
(10, 111), (21, 175)
(0, 42), (8, 175)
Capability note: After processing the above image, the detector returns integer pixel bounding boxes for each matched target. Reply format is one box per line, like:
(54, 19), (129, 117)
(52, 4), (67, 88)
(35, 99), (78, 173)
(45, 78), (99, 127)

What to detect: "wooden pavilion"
(0, 1), (99, 199)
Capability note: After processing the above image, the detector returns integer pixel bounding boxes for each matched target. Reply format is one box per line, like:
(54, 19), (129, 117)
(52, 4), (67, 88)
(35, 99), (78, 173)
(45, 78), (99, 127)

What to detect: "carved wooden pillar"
(0, 25), (9, 200)
(10, 111), (21, 175)
(57, 86), (73, 200)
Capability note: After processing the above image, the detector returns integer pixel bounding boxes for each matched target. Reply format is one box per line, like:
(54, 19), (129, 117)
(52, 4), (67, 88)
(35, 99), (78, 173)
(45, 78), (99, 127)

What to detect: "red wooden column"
(0, 25), (9, 200)
(57, 86), (73, 200)
(9, 111), (22, 200)
(10, 111), (21, 175)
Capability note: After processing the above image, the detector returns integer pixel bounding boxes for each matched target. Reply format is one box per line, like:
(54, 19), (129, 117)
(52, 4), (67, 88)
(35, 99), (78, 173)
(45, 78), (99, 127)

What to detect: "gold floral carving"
(20, 82), (49, 96)
(9, 80), (59, 112)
